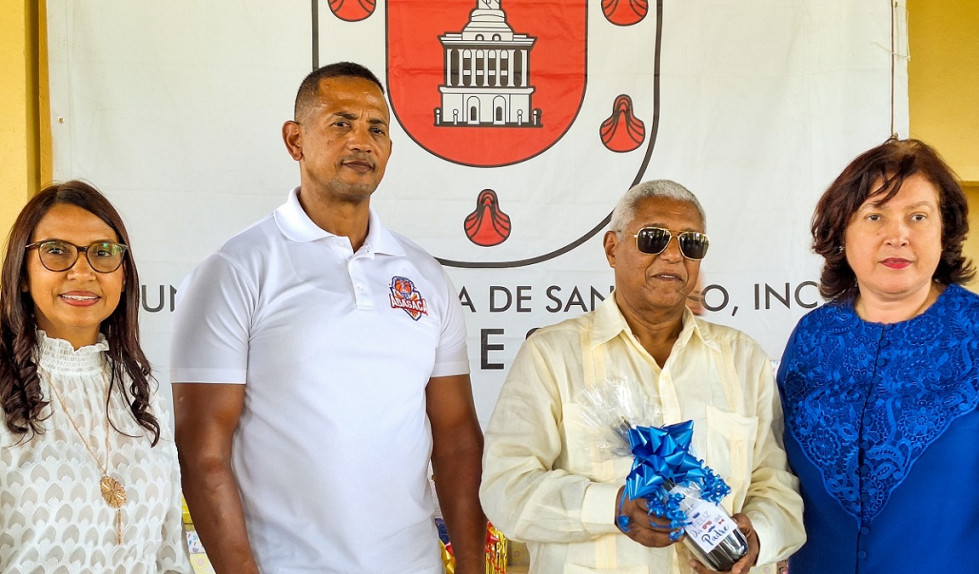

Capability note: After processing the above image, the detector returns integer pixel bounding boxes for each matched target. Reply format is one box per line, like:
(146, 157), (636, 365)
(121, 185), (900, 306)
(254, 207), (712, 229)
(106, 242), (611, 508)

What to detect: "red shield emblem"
(386, 0), (586, 167)
(315, 0), (659, 267)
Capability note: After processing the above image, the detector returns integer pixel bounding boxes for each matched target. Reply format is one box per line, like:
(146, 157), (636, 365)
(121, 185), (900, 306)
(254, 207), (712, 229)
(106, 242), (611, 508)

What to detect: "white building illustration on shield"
(435, 0), (542, 127)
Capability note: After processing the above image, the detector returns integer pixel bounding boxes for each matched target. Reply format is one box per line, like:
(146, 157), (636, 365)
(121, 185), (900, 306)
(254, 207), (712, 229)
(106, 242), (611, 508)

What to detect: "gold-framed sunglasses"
(632, 227), (709, 260)
(25, 240), (128, 273)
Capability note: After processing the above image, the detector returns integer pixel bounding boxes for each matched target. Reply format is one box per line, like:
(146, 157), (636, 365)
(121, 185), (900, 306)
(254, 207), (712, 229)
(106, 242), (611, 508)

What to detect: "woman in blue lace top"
(777, 138), (979, 573)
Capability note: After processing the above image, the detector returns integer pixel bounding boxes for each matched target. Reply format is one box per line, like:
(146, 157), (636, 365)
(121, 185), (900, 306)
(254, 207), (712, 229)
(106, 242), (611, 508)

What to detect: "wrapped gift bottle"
(672, 485), (748, 571)
(616, 420), (750, 571)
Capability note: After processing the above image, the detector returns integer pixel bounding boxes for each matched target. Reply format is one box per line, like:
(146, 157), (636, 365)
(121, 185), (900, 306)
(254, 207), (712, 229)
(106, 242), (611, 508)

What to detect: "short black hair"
(293, 62), (385, 122)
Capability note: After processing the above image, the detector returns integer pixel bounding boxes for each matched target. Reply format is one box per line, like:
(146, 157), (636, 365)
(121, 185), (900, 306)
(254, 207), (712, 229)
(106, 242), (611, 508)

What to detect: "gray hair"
(609, 180), (707, 233)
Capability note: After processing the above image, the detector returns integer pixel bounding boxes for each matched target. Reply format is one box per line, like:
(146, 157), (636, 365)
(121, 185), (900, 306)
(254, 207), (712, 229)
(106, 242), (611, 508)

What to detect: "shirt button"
(858, 551), (868, 560)
(860, 526), (870, 536)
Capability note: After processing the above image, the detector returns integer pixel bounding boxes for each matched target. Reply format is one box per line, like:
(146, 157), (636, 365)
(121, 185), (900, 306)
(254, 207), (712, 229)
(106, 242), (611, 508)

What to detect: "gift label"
(681, 496), (737, 554)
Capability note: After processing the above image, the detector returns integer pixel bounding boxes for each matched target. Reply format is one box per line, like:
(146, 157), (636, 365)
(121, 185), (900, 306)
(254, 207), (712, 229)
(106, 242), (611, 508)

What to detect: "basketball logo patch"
(389, 276), (429, 320)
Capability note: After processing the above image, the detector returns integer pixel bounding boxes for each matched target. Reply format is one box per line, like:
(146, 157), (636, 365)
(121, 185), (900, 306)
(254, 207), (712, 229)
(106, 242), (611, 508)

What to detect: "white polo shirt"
(171, 187), (470, 573)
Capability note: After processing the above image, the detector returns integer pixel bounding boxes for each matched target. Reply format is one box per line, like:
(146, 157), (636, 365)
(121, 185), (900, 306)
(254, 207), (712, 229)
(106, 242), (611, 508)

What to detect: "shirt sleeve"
(430, 267), (470, 378)
(737, 341), (807, 565)
(170, 251), (254, 385)
(479, 334), (621, 543)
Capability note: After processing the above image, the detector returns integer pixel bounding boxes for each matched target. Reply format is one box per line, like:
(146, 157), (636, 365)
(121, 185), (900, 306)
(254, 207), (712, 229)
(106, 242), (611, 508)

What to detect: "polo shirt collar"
(274, 186), (405, 256)
(589, 291), (715, 352)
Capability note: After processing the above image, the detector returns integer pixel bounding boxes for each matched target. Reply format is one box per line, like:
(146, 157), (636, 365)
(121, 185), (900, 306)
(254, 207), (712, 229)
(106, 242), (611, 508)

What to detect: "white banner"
(47, 0), (908, 424)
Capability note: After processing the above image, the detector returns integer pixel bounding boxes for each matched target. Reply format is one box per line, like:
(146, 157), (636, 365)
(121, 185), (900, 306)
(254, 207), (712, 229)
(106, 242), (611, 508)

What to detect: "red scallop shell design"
(328, 0), (375, 23)
(464, 189), (512, 247)
(602, 0), (648, 26)
(600, 94), (645, 153)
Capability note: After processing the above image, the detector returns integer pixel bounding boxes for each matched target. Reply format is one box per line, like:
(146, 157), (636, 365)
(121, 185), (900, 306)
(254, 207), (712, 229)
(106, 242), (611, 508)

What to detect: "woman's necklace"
(46, 371), (127, 544)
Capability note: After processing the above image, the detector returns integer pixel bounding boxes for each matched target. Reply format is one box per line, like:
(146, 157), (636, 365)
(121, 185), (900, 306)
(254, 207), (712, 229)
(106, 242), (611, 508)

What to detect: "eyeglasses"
(25, 240), (128, 273)
(631, 227), (710, 260)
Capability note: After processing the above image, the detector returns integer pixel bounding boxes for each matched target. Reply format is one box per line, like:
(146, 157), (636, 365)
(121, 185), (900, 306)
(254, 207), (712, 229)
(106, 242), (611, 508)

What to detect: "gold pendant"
(100, 475), (127, 509)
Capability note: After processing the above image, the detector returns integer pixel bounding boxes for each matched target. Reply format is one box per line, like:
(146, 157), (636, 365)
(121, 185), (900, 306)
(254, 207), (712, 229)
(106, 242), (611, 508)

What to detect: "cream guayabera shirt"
(480, 296), (805, 574)
(0, 332), (191, 573)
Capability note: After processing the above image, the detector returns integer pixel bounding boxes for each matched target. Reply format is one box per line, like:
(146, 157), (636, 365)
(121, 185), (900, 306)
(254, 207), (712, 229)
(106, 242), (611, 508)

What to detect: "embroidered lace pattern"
(781, 284), (979, 524)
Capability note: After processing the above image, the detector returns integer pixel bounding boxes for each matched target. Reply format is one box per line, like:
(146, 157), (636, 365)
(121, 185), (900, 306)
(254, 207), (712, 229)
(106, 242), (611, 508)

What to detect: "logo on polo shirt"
(389, 276), (429, 321)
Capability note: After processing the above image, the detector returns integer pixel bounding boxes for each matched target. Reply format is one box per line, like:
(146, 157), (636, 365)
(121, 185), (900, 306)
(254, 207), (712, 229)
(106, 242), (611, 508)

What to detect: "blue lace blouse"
(778, 283), (979, 573)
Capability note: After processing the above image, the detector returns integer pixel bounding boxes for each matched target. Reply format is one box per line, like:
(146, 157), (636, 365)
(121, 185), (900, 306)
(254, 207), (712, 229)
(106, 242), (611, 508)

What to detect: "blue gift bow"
(617, 421), (731, 540)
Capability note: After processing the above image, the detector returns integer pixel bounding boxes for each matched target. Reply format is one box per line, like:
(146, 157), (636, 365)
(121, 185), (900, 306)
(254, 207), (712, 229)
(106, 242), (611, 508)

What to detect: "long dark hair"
(811, 138), (974, 301)
(0, 180), (161, 444)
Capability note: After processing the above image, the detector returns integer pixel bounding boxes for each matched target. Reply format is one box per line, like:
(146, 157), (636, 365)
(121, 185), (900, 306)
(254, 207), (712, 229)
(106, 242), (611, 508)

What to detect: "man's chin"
(326, 181), (379, 201)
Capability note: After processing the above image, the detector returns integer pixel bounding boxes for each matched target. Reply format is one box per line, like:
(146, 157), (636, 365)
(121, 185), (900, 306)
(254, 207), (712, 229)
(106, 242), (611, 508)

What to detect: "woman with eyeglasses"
(0, 181), (191, 572)
(777, 138), (979, 573)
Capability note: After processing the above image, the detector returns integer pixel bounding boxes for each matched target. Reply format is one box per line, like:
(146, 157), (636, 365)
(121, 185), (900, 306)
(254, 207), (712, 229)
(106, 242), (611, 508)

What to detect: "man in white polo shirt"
(170, 62), (485, 574)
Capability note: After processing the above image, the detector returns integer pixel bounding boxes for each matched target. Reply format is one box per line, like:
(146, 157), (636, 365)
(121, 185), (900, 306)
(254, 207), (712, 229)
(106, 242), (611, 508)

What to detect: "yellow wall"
(0, 1), (39, 238)
(908, 0), (979, 183)
(907, 0), (979, 289)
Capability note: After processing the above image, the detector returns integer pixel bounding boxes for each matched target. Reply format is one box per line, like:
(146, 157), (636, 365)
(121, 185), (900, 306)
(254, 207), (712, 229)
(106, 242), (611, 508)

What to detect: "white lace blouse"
(0, 332), (191, 573)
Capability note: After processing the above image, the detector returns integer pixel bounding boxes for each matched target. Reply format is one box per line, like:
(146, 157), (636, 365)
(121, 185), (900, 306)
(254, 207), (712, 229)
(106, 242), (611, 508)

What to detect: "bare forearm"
(181, 460), (260, 574)
(433, 439), (486, 574)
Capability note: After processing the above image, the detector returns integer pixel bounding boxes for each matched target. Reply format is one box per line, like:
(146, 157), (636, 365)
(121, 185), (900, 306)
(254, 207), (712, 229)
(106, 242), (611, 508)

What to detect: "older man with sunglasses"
(480, 180), (804, 574)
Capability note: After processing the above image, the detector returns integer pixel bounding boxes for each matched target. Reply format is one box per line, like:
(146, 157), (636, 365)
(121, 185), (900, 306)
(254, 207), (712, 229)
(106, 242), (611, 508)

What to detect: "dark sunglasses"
(631, 227), (709, 260)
